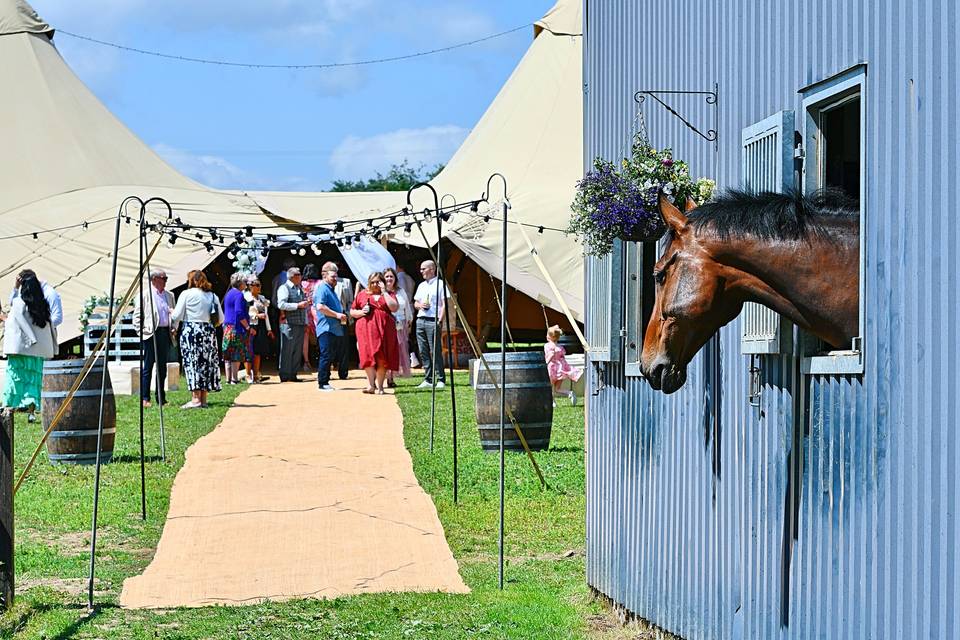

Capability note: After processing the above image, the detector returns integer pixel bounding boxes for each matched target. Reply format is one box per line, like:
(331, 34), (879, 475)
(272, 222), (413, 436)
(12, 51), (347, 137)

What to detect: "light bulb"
(298, 247), (306, 256)
(403, 224), (412, 238)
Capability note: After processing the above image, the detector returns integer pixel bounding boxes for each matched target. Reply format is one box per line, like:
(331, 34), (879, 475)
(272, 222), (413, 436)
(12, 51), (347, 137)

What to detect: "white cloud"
(328, 125), (468, 181)
(153, 143), (260, 189)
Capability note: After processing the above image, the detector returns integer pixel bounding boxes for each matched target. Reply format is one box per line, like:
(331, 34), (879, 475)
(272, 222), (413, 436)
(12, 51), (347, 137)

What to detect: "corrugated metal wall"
(583, 0), (960, 638)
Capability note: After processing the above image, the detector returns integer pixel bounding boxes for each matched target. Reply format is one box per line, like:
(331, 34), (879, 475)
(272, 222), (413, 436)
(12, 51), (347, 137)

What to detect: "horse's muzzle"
(644, 361), (687, 394)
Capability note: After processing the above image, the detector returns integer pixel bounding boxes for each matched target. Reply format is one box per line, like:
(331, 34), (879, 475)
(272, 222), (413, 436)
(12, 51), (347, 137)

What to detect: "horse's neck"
(710, 221), (859, 347)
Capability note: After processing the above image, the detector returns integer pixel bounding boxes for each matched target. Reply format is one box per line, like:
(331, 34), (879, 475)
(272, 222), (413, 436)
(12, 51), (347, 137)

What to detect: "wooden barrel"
(42, 359), (116, 465)
(475, 351), (553, 452)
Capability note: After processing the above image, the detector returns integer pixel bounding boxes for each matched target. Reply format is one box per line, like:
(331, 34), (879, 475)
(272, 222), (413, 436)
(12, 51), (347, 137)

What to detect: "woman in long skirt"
(172, 270), (223, 409)
(221, 273), (251, 384)
(1, 272), (56, 413)
(350, 272), (400, 394)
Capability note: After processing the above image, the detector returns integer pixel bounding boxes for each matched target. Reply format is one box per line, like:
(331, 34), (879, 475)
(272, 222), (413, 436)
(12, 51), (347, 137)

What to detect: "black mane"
(688, 188), (858, 240)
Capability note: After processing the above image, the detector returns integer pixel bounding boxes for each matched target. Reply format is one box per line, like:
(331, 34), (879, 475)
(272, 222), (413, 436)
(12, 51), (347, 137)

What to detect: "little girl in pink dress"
(544, 325), (583, 406)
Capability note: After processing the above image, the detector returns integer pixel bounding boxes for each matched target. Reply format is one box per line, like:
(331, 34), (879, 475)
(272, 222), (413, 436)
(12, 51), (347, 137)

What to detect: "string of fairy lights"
(0, 198), (567, 284)
(0, 196), (571, 264)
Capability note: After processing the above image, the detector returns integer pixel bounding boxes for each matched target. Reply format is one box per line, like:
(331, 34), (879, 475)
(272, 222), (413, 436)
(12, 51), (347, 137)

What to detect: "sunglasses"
(153, 275), (168, 280)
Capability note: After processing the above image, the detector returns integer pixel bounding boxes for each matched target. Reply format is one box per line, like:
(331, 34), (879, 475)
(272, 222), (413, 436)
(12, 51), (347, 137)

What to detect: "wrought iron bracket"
(634, 84), (719, 147)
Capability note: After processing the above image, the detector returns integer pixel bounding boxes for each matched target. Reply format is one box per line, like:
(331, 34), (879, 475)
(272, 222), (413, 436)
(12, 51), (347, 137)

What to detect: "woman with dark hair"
(172, 270), (223, 409)
(301, 263), (320, 372)
(350, 272), (400, 394)
(2, 271), (56, 412)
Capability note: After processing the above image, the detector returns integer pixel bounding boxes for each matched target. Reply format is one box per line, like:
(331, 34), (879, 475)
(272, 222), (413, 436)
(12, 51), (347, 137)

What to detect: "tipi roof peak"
(0, 0), (52, 38)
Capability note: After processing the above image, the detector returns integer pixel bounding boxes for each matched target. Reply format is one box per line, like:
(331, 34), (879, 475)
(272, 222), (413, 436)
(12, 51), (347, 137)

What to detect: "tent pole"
(137, 210), (147, 521)
(142, 199), (173, 463)
(483, 172), (509, 590)
(88, 197), (135, 611)
(140, 223), (166, 463)
(436, 210), (459, 505)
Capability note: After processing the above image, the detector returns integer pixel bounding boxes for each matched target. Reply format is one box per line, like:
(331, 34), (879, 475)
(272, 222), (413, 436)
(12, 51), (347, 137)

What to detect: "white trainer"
(319, 384), (336, 392)
(417, 380), (432, 389)
(435, 381), (446, 389)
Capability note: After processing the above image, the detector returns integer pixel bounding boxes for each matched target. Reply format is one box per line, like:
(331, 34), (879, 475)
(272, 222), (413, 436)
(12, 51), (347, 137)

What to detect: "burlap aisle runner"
(120, 377), (468, 608)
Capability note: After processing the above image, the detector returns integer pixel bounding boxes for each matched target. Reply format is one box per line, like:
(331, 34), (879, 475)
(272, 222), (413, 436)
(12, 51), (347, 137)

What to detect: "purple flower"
(662, 158), (674, 167)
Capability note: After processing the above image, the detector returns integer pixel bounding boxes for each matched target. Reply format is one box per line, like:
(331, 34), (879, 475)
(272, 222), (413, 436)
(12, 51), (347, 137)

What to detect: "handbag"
(208, 292), (221, 324)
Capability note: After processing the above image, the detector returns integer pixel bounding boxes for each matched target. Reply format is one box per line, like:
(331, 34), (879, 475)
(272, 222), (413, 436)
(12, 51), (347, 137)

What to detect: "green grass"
(3, 374), (605, 639)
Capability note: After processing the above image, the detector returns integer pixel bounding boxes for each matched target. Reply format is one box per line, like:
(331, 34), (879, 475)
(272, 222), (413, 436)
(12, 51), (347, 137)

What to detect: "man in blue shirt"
(313, 262), (348, 391)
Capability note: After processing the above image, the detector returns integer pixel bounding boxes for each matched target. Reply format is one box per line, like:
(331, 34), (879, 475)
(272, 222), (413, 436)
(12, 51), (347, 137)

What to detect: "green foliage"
(3, 375), (608, 639)
(329, 161), (444, 193)
(78, 295), (132, 333)
(568, 136), (716, 257)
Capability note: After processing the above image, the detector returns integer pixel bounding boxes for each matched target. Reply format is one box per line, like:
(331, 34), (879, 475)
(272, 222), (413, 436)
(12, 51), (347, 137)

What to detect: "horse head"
(639, 195), (744, 393)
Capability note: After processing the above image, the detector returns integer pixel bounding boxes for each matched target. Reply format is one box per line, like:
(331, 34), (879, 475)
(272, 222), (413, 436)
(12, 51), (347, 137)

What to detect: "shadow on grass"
(51, 603), (114, 640)
(546, 446), (584, 453)
(110, 454), (164, 464)
(0, 594), (111, 640)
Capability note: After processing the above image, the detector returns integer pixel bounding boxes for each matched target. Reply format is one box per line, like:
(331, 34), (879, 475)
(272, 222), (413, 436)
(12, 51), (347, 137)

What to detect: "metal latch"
(748, 355), (762, 407)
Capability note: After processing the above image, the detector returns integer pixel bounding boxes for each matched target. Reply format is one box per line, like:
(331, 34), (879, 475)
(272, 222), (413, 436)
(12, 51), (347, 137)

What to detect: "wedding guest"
(300, 263), (320, 373)
(221, 273), (250, 385)
(133, 269), (178, 407)
(171, 270), (223, 409)
(1, 272), (56, 413)
(313, 262), (348, 391)
(276, 267), (311, 382)
(382, 267), (412, 387)
(350, 272), (399, 394)
(334, 268), (355, 379)
(244, 276), (274, 383)
(413, 260), (449, 388)
(396, 265), (419, 368)
(270, 257), (297, 330)
(9, 268), (62, 331)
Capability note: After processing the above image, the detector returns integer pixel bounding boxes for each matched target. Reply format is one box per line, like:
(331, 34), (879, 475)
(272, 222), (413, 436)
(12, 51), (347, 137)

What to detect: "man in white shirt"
(276, 267), (312, 382)
(133, 269), (178, 407)
(413, 260), (450, 388)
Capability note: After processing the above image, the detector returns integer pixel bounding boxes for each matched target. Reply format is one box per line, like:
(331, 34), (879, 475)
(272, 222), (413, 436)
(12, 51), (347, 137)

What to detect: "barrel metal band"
(476, 382), (552, 391)
(43, 390), (112, 399)
(48, 428), (117, 438)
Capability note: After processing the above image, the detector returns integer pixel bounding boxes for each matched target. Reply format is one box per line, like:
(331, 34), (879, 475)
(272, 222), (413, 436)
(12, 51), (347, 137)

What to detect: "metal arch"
(634, 84), (719, 146)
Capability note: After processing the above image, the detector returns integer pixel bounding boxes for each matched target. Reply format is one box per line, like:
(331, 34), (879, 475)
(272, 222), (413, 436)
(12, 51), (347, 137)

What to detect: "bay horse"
(640, 189), (859, 393)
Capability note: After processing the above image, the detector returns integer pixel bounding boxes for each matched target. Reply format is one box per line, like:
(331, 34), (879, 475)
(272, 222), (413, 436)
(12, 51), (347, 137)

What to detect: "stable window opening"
(800, 65), (866, 375)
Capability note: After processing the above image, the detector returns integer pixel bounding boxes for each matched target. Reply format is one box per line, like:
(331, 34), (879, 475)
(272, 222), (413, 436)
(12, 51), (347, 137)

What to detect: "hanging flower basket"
(567, 138), (715, 257)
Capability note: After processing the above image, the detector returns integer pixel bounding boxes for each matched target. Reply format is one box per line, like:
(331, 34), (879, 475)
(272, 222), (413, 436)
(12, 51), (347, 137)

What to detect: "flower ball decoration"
(233, 239), (259, 275)
(568, 137), (715, 257)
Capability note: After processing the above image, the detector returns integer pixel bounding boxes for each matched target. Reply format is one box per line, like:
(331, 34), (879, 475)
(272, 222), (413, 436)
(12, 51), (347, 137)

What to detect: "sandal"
(376, 389), (386, 395)
(362, 388), (376, 395)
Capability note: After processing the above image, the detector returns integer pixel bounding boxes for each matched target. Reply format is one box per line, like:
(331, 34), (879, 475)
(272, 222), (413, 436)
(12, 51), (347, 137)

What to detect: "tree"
(329, 161), (444, 192)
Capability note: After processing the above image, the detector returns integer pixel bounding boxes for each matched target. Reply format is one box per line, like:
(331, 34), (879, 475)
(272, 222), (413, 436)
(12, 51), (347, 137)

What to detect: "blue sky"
(34, 0), (556, 191)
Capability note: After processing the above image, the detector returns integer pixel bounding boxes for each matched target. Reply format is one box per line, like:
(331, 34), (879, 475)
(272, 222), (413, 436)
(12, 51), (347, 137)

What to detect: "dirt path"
(120, 375), (468, 608)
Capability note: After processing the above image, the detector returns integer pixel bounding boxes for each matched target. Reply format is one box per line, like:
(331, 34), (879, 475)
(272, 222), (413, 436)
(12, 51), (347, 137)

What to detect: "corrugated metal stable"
(583, 1), (960, 638)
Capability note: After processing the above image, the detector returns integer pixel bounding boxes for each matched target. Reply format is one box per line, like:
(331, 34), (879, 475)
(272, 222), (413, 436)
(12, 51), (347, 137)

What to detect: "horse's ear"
(684, 197), (697, 213)
(659, 193), (688, 232)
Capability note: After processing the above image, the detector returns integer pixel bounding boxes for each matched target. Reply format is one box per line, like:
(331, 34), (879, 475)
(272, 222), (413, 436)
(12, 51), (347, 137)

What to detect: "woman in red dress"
(350, 272), (400, 394)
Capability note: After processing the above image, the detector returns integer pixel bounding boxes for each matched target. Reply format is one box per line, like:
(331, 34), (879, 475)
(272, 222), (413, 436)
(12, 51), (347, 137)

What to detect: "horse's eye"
(653, 270), (666, 286)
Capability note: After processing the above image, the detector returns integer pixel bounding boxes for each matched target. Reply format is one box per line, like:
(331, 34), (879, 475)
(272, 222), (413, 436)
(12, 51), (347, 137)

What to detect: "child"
(544, 325), (583, 406)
